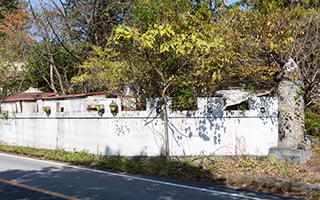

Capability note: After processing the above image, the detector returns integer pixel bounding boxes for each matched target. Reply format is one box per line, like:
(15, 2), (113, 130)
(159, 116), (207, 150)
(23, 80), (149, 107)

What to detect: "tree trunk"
(53, 64), (65, 95)
(161, 83), (171, 160)
(49, 64), (58, 93)
(162, 100), (169, 160)
(47, 43), (65, 95)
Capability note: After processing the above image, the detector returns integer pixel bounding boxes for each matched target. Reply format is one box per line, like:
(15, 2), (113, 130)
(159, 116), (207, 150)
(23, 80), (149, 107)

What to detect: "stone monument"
(269, 58), (312, 164)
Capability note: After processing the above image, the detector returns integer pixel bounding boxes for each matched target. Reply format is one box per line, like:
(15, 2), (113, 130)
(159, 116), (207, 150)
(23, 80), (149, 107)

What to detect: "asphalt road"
(0, 153), (304, 200)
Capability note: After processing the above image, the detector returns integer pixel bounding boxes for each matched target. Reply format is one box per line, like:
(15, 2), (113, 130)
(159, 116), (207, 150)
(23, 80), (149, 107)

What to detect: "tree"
(0, 0), (18, 20)
(0, 2), (30, 97)
(26, 0), (134, 94)
(73, 1), (234, 159)
(288, 9), (320, 106)
(226, 0), (320, 105)
(64, 0), (131, 47)
(0, 0), (132, 95)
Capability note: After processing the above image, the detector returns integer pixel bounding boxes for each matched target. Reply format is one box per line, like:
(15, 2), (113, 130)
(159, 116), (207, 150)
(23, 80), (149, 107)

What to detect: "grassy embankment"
(0, 140), (319, 199)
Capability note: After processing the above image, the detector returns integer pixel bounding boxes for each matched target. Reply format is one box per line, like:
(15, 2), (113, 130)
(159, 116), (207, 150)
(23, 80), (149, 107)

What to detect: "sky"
(227, 0), (239, 5)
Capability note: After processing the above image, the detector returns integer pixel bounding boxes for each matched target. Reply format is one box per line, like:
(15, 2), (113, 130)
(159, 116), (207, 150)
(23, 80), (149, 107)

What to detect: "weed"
(237, 157), (257, 168)
(264, 156), (289, 175)
(306, 189), (320, 199)
(0, 143), (318, 199)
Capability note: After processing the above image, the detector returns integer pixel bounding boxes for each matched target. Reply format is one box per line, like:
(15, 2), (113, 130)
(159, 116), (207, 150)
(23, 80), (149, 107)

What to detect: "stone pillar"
(277, 58), (304, 149)
(278, 81), (305, 148)
(270, 58), (311, 164)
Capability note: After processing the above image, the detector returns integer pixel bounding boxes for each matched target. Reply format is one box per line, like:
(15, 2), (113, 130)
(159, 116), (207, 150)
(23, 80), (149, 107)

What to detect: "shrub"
(305, 103), (320, 137)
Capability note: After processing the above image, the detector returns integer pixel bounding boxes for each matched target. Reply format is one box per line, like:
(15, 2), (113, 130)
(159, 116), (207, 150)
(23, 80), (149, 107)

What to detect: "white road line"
(0, 153), (264, 200)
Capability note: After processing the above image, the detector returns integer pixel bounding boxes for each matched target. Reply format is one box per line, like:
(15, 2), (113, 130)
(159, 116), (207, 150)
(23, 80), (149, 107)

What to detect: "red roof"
(1, 91), (106, 103)
(1, 92), (56, 102)
(42, 92), (106, 100)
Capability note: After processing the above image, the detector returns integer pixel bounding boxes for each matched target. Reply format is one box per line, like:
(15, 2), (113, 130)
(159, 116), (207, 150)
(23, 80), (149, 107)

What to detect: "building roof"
(1, 92), (56, 103)
(1, 89), (106, 103)
(42, 92), (106, 100)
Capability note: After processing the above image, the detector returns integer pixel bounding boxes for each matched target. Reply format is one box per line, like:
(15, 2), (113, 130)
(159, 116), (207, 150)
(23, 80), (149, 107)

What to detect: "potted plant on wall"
(42, 106), (51, 117)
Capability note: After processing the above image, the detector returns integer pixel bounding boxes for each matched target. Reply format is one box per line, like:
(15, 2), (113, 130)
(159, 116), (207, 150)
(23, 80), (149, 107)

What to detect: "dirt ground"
(216, 142), (320, 199)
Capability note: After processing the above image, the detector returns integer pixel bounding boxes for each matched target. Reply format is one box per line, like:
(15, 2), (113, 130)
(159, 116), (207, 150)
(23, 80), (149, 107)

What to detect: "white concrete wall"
(0, 96), (278, 156)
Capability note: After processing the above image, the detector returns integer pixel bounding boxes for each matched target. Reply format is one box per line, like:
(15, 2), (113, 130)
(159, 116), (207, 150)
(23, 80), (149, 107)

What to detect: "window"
(56, 102), (64, 112)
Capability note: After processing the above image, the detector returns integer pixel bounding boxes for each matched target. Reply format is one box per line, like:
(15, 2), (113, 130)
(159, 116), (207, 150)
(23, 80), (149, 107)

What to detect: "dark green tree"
(0, 0), (18, 19)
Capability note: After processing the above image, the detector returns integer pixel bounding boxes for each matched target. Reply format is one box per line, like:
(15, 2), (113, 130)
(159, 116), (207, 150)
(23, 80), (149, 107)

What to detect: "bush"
(305, 103), (320, 137)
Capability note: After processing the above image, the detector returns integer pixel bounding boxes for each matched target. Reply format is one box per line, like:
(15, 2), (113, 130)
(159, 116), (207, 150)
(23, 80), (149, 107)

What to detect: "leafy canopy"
(73, 1), (232, 101)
